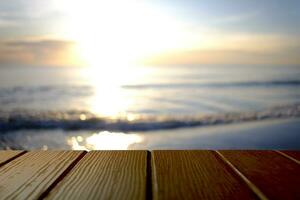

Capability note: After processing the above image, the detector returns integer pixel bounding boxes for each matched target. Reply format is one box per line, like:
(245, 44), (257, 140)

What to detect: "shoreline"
(1, 118), (300, 150)
(130, 117), (300, 150)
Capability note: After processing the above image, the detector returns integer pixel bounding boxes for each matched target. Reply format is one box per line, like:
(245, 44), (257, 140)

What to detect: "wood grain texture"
(0, 151), (24, 167)
(151, 150), (257, 200)
(220, 150), (300, 200)
(0, 151), (83, 200)
(281, 151), (300, 163)
(46, 150), (148, 200)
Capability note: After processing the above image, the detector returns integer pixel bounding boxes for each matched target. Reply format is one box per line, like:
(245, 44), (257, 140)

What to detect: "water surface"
(0, 65), (300, 149)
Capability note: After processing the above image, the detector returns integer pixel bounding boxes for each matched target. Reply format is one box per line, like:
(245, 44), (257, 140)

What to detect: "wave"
(0, 85), (93, 96)
(0, 103), (300, 132)
(122, 80), (300, 89)
(1, 79), (299, 96)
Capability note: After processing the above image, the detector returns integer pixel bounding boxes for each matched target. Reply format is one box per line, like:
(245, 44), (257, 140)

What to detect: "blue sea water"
(0, 64), (300, 149)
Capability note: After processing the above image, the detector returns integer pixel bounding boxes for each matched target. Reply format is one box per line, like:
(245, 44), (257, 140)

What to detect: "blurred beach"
(1, 0), (300, 150)
(0, 65), (300, 150)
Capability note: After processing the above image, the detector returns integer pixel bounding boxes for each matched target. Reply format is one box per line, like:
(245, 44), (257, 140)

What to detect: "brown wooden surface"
(46, 150), (148, 200)
(282, 151), (300, 162)
(0, 150), (24, 167)
(0, 150), (299, 200)
(0, 151), (83, 200)
(220, 150), (300, 200)
(151, 150), (257, 200)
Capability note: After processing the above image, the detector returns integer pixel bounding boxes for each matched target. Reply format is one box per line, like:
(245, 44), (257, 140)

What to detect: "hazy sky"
(0, 0), (300, 67)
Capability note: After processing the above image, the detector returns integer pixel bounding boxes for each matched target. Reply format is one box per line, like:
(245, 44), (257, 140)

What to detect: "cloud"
(0, 0), (66, 39)
(5, 39), (73, 49)
(142, 33), (300, 66)
(140, 29), (300, 65)
(211, 11), (260, 25)
(143, 48), (300, 66)
(145, 49), (300, 65)
(1, 34), (300, 67)
(0, 39), (82, 66)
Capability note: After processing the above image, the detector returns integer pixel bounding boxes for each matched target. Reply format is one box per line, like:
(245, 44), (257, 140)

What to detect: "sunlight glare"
(68, 131), (143, 150)
(55, 0), (186, 66)
(85, 64), (149, 117)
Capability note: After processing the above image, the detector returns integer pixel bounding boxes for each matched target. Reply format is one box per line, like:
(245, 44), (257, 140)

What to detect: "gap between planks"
(146, 151), (152, 200)
(214, 150), (268, 200)
(0, 150), (27, 168)
(37, 151), (88, 200)
(274, 150), (300, 165)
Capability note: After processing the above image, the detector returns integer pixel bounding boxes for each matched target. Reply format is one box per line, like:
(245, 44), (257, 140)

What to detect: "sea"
(0, 64), (300, 150)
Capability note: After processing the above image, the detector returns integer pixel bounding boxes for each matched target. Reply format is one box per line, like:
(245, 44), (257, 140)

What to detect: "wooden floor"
(0, 150), (299, 200)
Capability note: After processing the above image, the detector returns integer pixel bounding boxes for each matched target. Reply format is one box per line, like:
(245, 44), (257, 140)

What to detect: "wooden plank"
(46, 151), (148, 200)
(151, 150), (257, 200)
(0, 151), (84, 200)
(280, 151), (300, 163)
(220, 150), (300, 200)
(0, 150), (25, 167)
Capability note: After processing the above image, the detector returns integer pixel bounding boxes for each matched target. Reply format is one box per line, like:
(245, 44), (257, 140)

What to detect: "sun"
(56, 0), (184, 68)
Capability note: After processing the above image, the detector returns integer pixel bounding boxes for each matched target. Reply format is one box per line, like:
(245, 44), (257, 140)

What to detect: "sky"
(0, 0), (300, 67)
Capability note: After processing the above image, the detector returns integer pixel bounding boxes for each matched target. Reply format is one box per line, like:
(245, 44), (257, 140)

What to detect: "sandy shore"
(130, 118), (300, 150)
(1, 118), (300, 150)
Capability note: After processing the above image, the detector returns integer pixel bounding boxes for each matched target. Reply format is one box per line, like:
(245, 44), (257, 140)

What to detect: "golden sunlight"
(55, 0), (186, 67)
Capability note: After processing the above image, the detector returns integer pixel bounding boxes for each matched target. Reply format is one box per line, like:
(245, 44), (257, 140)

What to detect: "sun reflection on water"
(67, 131), (143, 150)
(84, 64), (151, 118)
